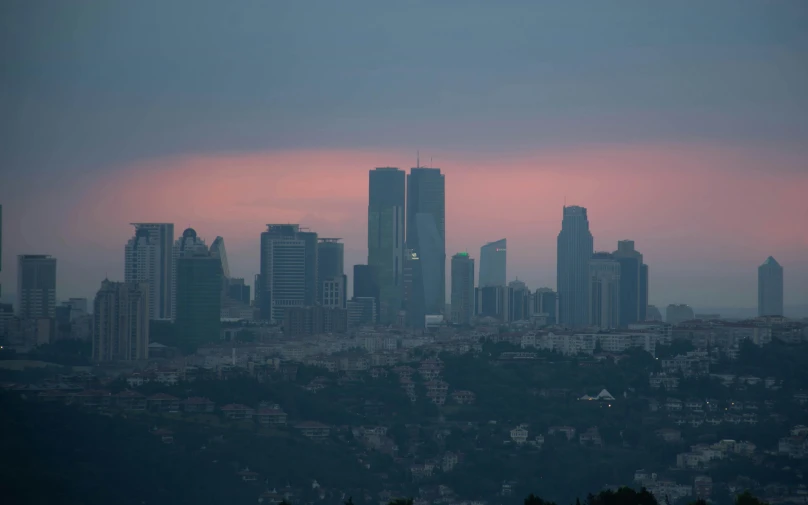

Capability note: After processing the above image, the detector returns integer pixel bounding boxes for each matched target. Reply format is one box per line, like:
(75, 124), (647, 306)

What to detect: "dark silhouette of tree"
(387, 499), (413, 505)
(344, 497), (354, 505)
(525, 493), (558, 505)
(736, 491), (769, 505)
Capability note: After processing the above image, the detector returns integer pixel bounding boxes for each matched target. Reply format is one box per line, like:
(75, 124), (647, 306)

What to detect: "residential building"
(92, 280), (150, 361)
(450, 253), (475, 325)
(407, 167), (446, 318)
(589, 252), (621, 330)
(16, 254), (57, 319)
(126, 223), (174, 319)
(175, 240), (222, 351)
(347, 297), (376, 327)
(368, 168), (405, 324)
(557, 206), (594, 327)
(479, 239), (507, 287)
(758, 256), (784, 317)
(284, 306), (347, 336)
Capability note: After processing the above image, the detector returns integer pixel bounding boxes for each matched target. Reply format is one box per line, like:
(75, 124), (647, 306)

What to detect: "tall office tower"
(612, 240), (644, 327)
(318, 238), (344, 302)
(126, 223), (174, 319)
(450, 253), (475, 325)
(298, 229), (319, 306)
(556, 206), (594, 327)
(758, 256), (784, 317)
(16, 255), (57, 319)
(170, 228), (208, 319)
(402, 250), (425, 328)
(92, 280), (149, 361)
(666, 304), (695, 325)
(589, 252), (621, 330)
(477, 285), (508, 321)
(479, 239), (507, 287)
(639, 264), (649, 322)
(407, 167), (446, 316)
(209, 236), (231, 278)
(508, 279), (528, 321)
(534, 288), (558, 325)
(176, 249), (222, 351)
(259, 225), (311, 323)
(368, 167), (405, 323)
(353, 264), (380, 320)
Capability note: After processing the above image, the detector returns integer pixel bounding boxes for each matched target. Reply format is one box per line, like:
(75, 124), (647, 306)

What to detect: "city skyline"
(2, 2), (807, 312)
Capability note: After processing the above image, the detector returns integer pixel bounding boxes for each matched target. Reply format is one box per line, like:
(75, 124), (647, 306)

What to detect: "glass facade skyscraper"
(368, 167), (405, 324)
(758, 256), (784, 317)
(176, 251), (221, 352)
(479, 239), (507, 288)
(407, 167), (446, 317)
(557, 206), (593, 327)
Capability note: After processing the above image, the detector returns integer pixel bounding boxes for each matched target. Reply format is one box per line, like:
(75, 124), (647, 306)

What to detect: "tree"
(736, 491), (769, 505)
(525, 493), (558, 505)
(388, 500), (412, 505)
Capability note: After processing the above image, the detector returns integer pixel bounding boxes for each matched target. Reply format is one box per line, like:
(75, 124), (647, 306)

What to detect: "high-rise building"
(368, 167), (405, 323)
(171, 228), (208, 319)
(259, 224), (311, 323)
(476, 285), (508, 321)
(646, 305), (663, 322)
(322, 275), (348, 309)
(589, 252), (621, 330)
(639, 264), (649, 322)
(176, 249), (222, 351)
(353, 264), (380, 321)
(347, 297), (377, 328)
(92, 280), (149, 361)
(666, 304), (695, 325)
(450, 253), (475, 325)
(16, 255), (57, 319)
(209, 236), (230, 278)
(758, 256), (784, 317)
(533, 288), (557, 325)
(479, 239), (507, 288)
(508, 279), (529, 322)
(402, 250), (425, 328)
(557, 206), (594, 327)
(407, 167), (446, 316)
(299, 229), (319, 306)
(612, 240), (644, 327)
(318, 238), (344, 305)
(227, 278), (251, 305)
(126, 223), (174, 319)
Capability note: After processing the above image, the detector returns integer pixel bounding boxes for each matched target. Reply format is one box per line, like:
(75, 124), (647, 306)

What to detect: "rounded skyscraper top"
(182, 228), (197, 239)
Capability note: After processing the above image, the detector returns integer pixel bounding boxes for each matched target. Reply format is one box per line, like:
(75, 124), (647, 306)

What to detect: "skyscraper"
(0, 205), (3, 297)
(176, 248), (222, 352)
(171, 228), (208, 319)
(508, 279), (529, 322)
(758, 256), (784, 317)
(639, 263), (649, 322)
(259, 224), (310, 323)
(407, 167), (446, 316)
(318, 238), (345, 309)
(209, 236), (231, 279)
(92, 280), (149, 361)
(612, 240), (644, 327)
(368, 167), (405, 324)
(589, 252), (621, 330)
(450, 252), (475, 325)
(479, 239), (507, 288)
(126, 223), (174, 319)
(16, 254), (57, 319)
(557, 206), (594, 327)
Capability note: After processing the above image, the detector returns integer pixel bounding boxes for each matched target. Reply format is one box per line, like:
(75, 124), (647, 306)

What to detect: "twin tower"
(368, 167), (445, 328)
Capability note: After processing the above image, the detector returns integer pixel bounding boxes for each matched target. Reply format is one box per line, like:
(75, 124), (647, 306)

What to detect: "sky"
(1, 1), (807, 312)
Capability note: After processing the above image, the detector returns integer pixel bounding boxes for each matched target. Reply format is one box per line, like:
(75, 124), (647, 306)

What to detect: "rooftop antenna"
(417, 150), (420, 169)
(430, 157), (433, 168)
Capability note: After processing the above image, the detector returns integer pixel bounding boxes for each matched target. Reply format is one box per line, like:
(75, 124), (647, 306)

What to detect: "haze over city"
(1, 1), (807, 312)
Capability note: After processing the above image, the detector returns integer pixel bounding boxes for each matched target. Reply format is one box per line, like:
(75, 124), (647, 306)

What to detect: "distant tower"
(92, 280), (149, 361)
(126, 223), (174, 319)
(479, 239), (507, 288)
(450, 253), (475, 325)
(612, 240), (644, 327)
(758, 257), (784, 317)
(368, 167), (405, 324)
(557, 206), (594, 327)
(171, 228), (208, 319)
(259, 224), (312, 323)
(666, 304), (695, 325)
(407, 167), (446, 316)
(589, 252), (621, 330)
(175, 245), (222, 352)
(16, 254), (57, 319)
